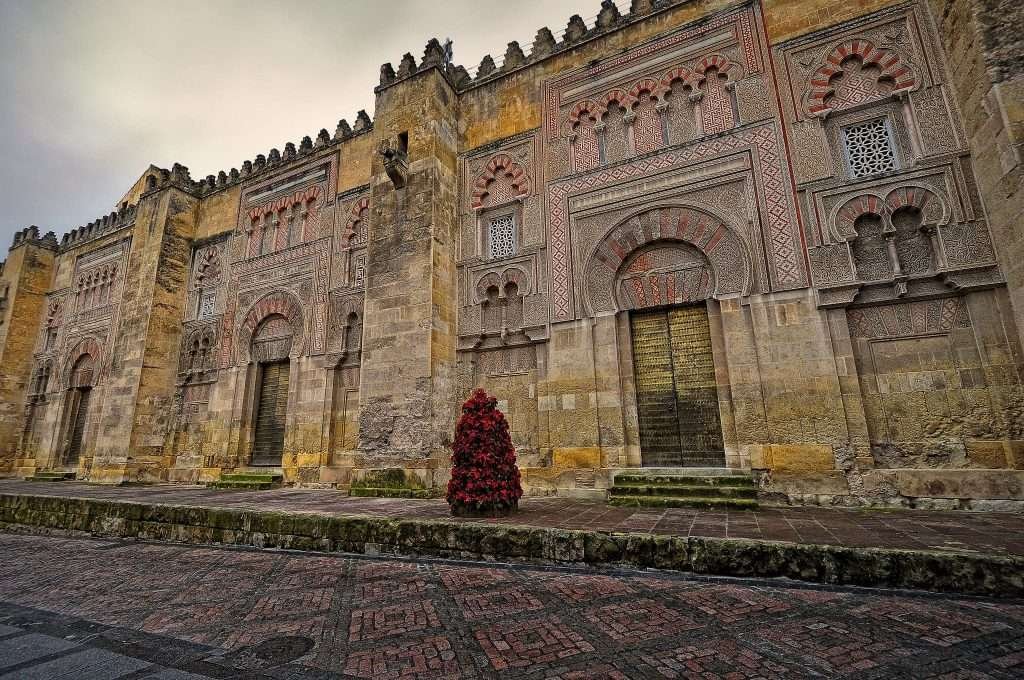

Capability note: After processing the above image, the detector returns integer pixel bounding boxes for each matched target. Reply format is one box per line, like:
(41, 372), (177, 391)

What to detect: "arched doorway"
(250, 314), (293, 466)
(585, 206), (750, 468)
(62, 354), (95, 467)
(619, 243), (724, 467)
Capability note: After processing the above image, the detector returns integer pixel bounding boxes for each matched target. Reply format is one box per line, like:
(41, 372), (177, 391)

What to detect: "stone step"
(207, 480), (275, 491)
(608, 494), (758, 510)
(349, 487), (440, 499)
(206, 472), (282, 491)
(614, 474), (755, 487)
(219, 472), (283, 483)
(621, 467), (749, 476)
(610, 484), (757, 499)
(26, 472), (75, 482)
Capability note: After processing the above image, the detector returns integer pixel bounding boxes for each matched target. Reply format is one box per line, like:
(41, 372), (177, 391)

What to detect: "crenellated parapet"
(376, 1), (679, 93)
(183, 111), (374, 199)
(58, 205), (137, 252)
(10, 225), (58, 251)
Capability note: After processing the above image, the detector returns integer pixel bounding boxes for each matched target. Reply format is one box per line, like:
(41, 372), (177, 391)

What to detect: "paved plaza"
(0, 532), (1022, 679)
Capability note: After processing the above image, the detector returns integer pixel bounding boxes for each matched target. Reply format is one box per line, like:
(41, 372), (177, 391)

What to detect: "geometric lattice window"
(353, 253), (367, 288)
(842, 118), (898, 178)
(198, 291), (216, 320)
(488, 214), (516, 259)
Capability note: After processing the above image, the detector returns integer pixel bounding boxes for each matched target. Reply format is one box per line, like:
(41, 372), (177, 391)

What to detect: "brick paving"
(0, 534), (1022, 679)
(1, 479), (1022, 556)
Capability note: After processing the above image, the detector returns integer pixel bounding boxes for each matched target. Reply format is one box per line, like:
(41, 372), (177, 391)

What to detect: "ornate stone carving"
(179, 324), (218, 375)
(470, 154), (530, 209)
(236, 290), (306, 365)
(808, 243), (856, 286)
(61, 336), (102, 388)
(549, 123), (804, 320)
(583, 206), (749, 315)
(847, 297), (969, 339)
(804, 38), (916, 117)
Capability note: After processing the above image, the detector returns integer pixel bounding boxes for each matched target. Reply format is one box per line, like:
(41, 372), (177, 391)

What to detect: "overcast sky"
(0, 0), (620, 249)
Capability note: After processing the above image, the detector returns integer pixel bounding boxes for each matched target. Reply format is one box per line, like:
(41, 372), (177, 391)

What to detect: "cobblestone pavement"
(0, 534), (1022, 679)
(2, 480), (1022, 556)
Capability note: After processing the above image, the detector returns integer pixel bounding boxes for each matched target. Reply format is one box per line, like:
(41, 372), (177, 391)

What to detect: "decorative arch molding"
(247, 185), (323, 221)
(179, 325), (218, 374)
(583, 205), (751, 315)
(473, 266), (532, 303)
(660, 66), (695, 93)
(568, 100), (601, 126)
(627, 78), (667, 104)
(62, 337), (102, 389)
(475, 272), (501, 301)
(833, 185), (946, 240)
(692, 53), (737, 83)
(341, 197), (370, 247)
(31, 358), (55, 395)
(193, 247), (222, 289)
(237, 290), (305, 364)
(470, 154), (531, 210)
(599, 89), (636, 114)
(806, 38), (917, 117)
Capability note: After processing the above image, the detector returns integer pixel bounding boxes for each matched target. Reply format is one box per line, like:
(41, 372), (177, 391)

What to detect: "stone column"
(356, 64), (460, 486)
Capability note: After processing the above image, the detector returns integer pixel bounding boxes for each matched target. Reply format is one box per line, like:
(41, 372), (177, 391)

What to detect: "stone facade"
(1, 0), (1022, 508)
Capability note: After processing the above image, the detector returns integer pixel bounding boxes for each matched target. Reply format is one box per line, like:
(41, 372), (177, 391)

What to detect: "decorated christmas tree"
(446, 389), (523, 516)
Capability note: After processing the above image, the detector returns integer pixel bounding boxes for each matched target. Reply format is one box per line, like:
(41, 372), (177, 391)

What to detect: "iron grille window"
(488, 214), (516, 259)
(842, 118), (898, 178)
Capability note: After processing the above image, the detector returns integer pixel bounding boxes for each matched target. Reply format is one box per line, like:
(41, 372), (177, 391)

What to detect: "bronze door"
(631, 306), (724, 467)
(252, 361), (289, 466)
(65, 388), (91, 465)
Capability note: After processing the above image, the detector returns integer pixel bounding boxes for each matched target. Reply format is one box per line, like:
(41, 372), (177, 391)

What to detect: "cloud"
(0, 0), (600, 248)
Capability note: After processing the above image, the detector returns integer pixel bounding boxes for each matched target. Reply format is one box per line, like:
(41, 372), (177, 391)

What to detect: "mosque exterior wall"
(1, 0), (1022, 508)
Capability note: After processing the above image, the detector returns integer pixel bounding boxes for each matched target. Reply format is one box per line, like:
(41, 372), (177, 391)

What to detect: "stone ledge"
(0, 492), (1020, 597)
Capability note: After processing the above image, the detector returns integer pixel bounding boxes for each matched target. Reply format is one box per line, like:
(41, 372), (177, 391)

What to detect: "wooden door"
(251, 361), (289, 466)
(631, 306), (724, 467)
(65, 388), (91, 465)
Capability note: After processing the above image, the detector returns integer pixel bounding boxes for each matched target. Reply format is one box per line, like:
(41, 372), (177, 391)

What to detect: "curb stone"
(0, 492), (1020, 597)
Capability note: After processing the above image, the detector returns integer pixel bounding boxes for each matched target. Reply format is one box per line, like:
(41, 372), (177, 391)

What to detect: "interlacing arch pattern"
(237, 291), (305, 364)
(62, 337), (102, 388)
(470, 154), (531, 210)
(246, 185), (322, 257)
(835, 186), (944, 239)
(341, 197), (370, 247)
(564, 55), (740, 169)
(181, 326), (217, 374)
(75, 264), (118, 311)
(806, 38), (916, 117)
(474, 267), (531, 304)
(599, 89), (637, 114)
(693, 54), (734, 80)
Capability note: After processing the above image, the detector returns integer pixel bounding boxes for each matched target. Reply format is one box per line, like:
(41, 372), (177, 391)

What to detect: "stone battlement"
(186, 109), (373, 199)
(10, 225), (58, 251)
(377, 0), (662, 91)
(58, 205), (136, 251)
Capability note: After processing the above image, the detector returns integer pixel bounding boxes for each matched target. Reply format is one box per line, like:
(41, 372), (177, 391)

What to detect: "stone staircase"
(608, 468), (758, 509)
(26, 471), (76, 482)
(207, 471), (282, 490)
